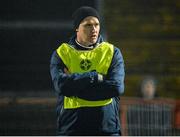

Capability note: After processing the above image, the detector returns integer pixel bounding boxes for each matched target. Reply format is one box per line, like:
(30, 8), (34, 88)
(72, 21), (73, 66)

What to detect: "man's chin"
(89, 39), (98, 45)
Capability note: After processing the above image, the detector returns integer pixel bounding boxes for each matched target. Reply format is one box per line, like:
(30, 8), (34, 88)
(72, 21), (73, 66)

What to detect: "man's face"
(141, 81), (156, 99)
(76, 16), (100, 46)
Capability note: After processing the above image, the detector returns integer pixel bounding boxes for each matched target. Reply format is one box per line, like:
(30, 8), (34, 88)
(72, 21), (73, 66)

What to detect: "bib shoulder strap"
(56, 43), (72, 68)
(100, 42), (114, 52)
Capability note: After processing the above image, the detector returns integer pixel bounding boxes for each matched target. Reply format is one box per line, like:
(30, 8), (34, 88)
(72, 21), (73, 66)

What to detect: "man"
(140, 76), (158, 100)
(50, 6), (125, 136)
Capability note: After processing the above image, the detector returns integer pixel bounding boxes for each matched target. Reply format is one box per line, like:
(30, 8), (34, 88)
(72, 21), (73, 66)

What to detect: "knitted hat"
(72, 6), (100, 29)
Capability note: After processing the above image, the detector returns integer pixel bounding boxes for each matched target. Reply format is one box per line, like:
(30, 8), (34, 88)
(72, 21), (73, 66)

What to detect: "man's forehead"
(81, 16), (99, 24)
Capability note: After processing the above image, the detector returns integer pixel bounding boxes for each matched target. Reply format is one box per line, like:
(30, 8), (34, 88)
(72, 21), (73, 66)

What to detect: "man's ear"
(76, 28), (79, 32)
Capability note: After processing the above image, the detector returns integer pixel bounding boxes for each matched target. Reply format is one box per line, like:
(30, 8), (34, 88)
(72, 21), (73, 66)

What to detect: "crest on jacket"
(80, 59), (92, 71)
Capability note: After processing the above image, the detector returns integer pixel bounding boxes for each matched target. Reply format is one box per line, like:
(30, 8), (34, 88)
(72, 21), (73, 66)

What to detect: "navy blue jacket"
(50, 35), (125, 135)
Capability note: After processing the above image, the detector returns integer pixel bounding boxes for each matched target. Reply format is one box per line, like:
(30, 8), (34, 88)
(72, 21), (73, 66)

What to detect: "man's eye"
(86, 24), (91, 27)
(84, 23), (99, 27)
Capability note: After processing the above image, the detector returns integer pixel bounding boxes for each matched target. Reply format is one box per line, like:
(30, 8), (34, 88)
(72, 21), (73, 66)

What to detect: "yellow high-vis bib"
(56, 42), (114, 109)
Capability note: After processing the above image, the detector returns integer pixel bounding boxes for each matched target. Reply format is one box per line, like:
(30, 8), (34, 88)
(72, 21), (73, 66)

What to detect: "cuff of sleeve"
(89, 72), (103, 84)
(98, 73), (103, 82)
(89, 71), (98, 83)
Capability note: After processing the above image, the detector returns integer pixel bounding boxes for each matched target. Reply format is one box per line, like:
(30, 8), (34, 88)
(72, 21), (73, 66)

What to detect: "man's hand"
(64, 68), (70, 74)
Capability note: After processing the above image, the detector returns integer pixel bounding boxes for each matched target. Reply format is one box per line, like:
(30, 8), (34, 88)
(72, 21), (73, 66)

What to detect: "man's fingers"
(64, 68), (70, 74)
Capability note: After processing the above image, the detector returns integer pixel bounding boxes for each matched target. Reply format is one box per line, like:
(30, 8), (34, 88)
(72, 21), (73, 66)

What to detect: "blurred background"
(0, 0), (180, 135)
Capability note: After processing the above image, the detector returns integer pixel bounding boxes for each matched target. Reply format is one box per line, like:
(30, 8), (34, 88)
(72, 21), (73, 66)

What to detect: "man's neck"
(75, 39), (94, 49)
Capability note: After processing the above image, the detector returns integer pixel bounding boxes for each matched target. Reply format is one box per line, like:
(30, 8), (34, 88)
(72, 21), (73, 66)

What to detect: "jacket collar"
(68, 34), (104, 50)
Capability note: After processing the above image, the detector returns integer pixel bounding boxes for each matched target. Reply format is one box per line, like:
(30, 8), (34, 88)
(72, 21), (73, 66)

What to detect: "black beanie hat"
(72, 6), (100, 29)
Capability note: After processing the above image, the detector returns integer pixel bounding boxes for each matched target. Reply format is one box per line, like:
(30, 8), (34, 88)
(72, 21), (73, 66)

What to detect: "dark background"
(104, 0), (180, 98)
(0, 0), (101, 91)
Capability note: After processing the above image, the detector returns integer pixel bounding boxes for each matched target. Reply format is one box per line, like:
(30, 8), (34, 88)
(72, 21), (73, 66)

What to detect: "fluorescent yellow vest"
(56, 42), (114, 109)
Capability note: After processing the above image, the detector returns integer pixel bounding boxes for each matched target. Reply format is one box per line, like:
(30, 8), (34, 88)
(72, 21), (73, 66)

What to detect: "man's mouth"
(91, 34), (97, 39)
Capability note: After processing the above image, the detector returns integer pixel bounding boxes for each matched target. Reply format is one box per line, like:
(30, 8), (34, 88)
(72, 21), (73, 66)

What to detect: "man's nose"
(92, 25), (96, 32)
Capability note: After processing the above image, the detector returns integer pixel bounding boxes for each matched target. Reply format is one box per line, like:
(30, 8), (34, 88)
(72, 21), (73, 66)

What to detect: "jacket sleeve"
(77, 47), (125, 100)
(50, 51), (100, 96)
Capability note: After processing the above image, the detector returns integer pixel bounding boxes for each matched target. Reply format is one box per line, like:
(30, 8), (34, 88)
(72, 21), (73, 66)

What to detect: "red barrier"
(175, 100), (180, 129)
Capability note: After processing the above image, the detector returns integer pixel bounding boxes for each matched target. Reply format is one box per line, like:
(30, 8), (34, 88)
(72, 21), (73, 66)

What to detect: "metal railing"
(120, 97), (180, 136)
